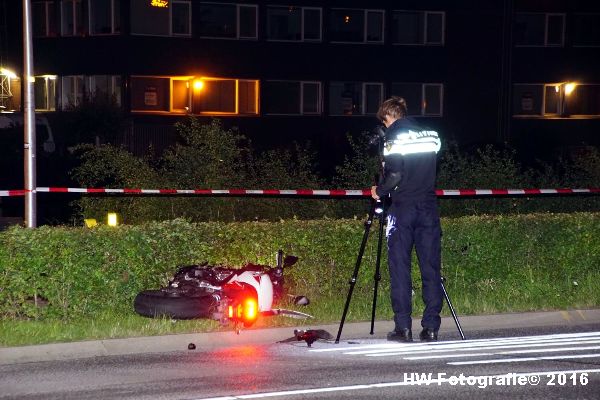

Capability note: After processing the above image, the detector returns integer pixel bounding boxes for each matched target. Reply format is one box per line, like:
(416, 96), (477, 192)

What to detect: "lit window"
(263, 81), (321, 115)
(171, 78), (191, 112)
(131, 76), (258, 115)
(514, 83), (600, 117)
(61, 0), (84, 36)
(89, 0), (120, 35)
(330, 9), (384, 43)
(192, 77), (259, 115)
(515, 13), (565, 47)
(0, 69), (21, 112)
(392, 11), (445, 45)
(198, 3), (258, 39)
(267, 6), (321, 42)
(33, 1), (57, 37)
(329, 82), (383, 116)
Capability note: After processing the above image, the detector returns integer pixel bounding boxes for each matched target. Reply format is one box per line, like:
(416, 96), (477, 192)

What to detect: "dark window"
(330, 9), (364, 42)
(267, 6), (321, 41)
(392, 11), (444, 45)
(90, 0), (115, 35)
(239, 5), (257, 39)
(267, 7), (301, 41)
(172, 1), (191, 35)
(302, 82), (320, 114)
(264, 81), (300, 114)
(198, 3), (256, 39)
(424, 84), (442, 115)
(33, 1), (57, 37)
(566, 85), (600, 115)
(329, 82), (381, 115)
(365, 83), (382, 114)
(61, 0), (83, 36)
(130, 0), (169, 36)
(546, 14), (564, 46)
(264, 81), (320, 115)
(392, 11), (422, 44)
(366, 10), (384, 42)
(391, 83), (421, 115)
(61, 75), (85, 108)
(573, 14), (600, 46)
(304, 8), (321, 41)
(34, 76), (56, 111)
(131, 77), (170, 112)
(515, 13), (564, 46)
(426, 12), (444, 44)
(513, 84), (543, 115)
(198, 4), (236, 38)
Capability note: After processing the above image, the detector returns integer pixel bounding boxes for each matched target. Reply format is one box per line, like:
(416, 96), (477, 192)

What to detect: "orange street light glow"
(565, 83), (577, 95)
(193, 80), (204, 90)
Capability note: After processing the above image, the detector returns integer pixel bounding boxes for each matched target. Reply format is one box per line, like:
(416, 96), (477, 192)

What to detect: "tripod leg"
(335, 202), (376, 344)
(370, 205), (385, 335)
(441, 277), (466, 340)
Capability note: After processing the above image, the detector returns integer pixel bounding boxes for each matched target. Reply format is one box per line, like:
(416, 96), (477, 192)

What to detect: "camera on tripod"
(368, 125), (387, 146)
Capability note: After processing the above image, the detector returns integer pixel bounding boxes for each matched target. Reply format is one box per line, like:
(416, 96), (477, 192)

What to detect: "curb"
(1, 308), (599, 365)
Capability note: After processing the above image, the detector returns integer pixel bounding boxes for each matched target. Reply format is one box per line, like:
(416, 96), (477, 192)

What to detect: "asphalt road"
(1, 312), (600, 400)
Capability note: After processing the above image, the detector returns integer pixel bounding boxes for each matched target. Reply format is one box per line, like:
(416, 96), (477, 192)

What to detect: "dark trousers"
(386, 200), (443, 331)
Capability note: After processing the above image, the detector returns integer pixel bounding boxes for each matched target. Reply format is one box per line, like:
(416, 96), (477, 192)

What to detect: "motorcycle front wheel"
(133, 290), (217, 319)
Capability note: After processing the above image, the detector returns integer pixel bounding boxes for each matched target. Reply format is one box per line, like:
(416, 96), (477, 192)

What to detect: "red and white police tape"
(1, 187), (599, 197)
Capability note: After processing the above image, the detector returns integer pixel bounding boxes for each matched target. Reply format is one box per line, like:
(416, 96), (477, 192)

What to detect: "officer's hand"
(371, 186), (380, 200)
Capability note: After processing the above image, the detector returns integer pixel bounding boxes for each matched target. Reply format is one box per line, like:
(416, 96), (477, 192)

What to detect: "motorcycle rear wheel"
(133, 290), (217, 319)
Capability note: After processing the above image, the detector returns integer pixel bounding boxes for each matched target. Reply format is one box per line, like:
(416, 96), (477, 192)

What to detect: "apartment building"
(1, 0), (599, 160)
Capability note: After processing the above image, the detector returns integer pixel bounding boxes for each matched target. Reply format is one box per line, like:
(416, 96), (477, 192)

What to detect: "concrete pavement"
(1, 308), (599, 365)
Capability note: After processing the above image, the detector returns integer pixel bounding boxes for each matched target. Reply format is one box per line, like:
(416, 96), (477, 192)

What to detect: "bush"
(1, 213), (598, 321)
(71, 118), (331, 222)
(70, 118), (600, 223)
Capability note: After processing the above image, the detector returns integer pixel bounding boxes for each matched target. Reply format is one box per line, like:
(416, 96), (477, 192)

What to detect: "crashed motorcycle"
(133, 250), (311, 330)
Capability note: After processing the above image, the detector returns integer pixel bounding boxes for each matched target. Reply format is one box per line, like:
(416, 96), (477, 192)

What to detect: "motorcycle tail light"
(228, 297), (259, 327)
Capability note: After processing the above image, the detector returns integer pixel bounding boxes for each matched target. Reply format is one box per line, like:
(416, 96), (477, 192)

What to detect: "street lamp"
(564, 82), (577, 96)
(193, 79), (204, 91)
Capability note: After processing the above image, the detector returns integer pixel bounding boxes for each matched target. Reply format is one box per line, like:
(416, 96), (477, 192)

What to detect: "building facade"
(1, 0), (599, 161)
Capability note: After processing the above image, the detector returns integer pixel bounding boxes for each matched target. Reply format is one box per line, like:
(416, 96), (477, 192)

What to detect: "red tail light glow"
(228, 296), (259, 327)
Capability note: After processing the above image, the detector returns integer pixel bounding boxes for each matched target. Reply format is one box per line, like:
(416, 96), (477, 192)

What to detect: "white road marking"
(449, 353), (600, 365)
(312, 331), (600, 366)
(351, 338), (600, 356)
(311, 331), (600, 353)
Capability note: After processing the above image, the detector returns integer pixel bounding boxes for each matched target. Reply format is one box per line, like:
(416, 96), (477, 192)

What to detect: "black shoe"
(387, 328), (413, 342)
(419, 328), (438, 342)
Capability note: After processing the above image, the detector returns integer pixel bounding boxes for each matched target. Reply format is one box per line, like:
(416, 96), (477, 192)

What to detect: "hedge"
(1, 213), (599, 321)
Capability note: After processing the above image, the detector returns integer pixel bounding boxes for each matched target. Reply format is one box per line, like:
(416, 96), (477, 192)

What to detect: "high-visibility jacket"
(375, 118), (441, 206)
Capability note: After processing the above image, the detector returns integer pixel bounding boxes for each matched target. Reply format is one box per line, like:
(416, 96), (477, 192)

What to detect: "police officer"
(370, 96), (443, 342)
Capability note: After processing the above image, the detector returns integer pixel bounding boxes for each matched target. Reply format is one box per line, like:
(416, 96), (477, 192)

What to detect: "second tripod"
(334, 199), (466, 343)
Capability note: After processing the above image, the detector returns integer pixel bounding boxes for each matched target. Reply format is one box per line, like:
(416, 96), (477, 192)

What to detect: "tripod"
(334, 199), (466, 343)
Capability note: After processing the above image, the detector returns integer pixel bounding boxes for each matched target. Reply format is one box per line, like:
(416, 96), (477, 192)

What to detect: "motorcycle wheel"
(133, 290), (217, 319)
